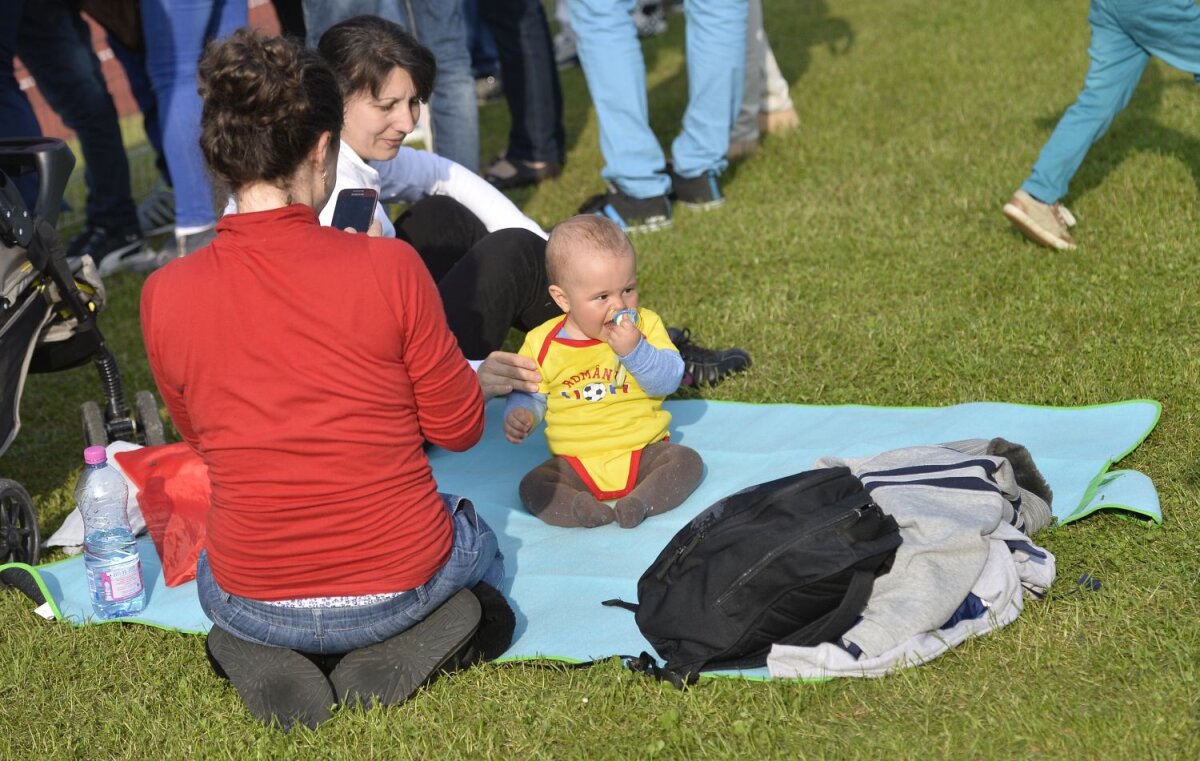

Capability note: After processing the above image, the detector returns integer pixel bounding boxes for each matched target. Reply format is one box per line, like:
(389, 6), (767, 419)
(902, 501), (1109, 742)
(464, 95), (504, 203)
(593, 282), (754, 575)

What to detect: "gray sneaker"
(137, 178), (175, 236)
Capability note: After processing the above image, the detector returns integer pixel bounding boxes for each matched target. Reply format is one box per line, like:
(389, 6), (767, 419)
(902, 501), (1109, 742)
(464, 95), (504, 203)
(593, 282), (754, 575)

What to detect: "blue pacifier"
(612, 308), (638, 326)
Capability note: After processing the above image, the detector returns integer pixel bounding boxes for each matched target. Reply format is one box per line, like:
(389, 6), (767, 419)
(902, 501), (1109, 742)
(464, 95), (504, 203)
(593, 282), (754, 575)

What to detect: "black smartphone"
(329, 188), (378, 232)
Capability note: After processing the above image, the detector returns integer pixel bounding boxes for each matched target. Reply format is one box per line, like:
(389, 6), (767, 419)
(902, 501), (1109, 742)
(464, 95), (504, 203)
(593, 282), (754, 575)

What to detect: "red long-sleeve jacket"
(141, 205), (484, 600)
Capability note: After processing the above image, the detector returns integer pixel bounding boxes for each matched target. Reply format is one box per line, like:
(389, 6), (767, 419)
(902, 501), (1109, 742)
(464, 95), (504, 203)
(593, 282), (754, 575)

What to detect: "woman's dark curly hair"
(317, 15), (436, 102)
(198, 29), (343, 192)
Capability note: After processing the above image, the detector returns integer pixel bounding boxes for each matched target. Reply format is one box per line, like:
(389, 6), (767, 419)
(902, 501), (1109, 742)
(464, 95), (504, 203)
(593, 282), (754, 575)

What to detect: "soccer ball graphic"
(581, 383), (607, 402)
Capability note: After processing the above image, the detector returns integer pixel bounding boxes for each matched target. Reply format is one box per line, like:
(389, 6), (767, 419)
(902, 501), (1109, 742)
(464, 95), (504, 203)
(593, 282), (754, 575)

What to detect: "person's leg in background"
(0, 0), (45, 208)
(758, 39), (797, 132)
(569, 0), (672, 231)
(728, 0), (797, 159)
(301, 0), (398, 48)
(408, 1), (480, 172)
(478, 0), (566, 188)
(1004, 0), (1147, 251)
(108, 36), (175, 236)
(462, 0), (502, 102)
(140, 0), (247, 263)
(269, 0), (307, 40)
(727, 0), (765, 159)
(667, 0), (746, 206)
(553, 0), (579, 69)
(17, 0), (143, 264)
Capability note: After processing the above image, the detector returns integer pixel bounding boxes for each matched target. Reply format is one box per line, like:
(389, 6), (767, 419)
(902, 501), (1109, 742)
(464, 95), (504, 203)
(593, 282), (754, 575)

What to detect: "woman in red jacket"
(139, 29), (503, 730)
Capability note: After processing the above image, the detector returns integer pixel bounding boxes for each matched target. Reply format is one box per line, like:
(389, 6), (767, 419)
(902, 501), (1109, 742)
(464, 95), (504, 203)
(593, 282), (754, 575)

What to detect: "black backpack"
(605, 466), (902, 683)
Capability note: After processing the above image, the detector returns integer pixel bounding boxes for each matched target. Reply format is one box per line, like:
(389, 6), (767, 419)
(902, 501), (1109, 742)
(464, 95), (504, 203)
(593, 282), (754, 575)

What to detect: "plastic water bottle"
(76, 446), (145, 619)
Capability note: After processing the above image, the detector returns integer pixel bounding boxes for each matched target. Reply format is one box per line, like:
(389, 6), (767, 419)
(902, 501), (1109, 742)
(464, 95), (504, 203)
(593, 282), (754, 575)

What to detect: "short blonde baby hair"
(546, 214), (636, 286)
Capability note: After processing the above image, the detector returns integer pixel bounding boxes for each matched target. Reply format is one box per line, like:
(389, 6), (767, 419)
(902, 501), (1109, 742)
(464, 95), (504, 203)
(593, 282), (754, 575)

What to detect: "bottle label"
(99, 556), (144, 602)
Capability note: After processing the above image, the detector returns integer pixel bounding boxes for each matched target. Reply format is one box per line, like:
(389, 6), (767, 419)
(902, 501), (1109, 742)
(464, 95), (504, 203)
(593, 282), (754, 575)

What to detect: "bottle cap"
(83, 445), (107, 465)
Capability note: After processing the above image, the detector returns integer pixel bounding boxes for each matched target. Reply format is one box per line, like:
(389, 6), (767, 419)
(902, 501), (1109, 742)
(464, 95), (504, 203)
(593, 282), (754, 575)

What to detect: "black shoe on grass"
(329, 588), (481, 710)
(668, 327), (751, 387)
(66, 224), (143, 265)
(667, 165), (724, 210)
(205, 625), (335, 731)
(578, 184), (672, 233)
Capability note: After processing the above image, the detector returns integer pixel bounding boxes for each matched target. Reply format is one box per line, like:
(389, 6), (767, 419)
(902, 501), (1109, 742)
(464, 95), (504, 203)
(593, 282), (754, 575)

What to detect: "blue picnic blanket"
(6, 399), (1160, 674)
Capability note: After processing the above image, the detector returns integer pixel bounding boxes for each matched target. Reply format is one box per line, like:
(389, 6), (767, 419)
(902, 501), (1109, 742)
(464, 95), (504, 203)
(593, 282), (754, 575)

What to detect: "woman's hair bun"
(198, 29), (343, 190)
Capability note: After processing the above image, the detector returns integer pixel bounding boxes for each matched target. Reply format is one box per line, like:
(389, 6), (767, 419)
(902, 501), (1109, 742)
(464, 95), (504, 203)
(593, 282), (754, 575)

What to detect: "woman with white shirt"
(318, 15), (753, 396)
(318, 15), (558, 368)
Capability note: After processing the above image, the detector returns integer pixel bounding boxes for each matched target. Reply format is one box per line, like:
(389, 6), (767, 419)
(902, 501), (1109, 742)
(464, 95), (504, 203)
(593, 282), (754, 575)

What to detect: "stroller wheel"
(133, 390), (167, 447)
(0, 479), (39, 565)
(81, 400), (108, 448)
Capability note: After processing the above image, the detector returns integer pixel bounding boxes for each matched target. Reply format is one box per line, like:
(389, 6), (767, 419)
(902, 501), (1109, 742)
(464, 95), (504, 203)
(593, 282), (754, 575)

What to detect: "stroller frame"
(0, 137), (165, 566)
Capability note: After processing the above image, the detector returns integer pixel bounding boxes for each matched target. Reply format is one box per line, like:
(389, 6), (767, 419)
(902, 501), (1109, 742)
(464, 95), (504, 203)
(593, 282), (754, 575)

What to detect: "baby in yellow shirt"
(504, 215), (703, 528)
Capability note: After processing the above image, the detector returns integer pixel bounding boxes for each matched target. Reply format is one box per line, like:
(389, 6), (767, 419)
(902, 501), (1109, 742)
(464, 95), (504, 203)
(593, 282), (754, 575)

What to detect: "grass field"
(3, 0), (1199, 757)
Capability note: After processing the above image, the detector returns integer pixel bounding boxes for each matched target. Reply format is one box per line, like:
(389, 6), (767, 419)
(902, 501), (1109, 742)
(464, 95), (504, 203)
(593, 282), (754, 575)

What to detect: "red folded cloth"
(114, 443), (210, 587)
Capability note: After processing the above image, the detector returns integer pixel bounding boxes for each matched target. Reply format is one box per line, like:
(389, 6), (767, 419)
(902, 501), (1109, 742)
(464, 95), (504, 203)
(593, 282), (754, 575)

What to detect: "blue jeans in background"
(568, 0), (747, 199)
(139, 0), (245, 230)
(17, 0), (138, 233)
(108, 36), (170, 186)
(196, 495), (505, 654)
(463, 0), (500, 79)
(303, 0), (480, 172)
(1022, 0), (1200, 204)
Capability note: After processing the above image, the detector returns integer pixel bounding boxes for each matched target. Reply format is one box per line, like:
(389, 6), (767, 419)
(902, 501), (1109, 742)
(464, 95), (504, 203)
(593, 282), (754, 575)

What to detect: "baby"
(504, 215), (703, 528)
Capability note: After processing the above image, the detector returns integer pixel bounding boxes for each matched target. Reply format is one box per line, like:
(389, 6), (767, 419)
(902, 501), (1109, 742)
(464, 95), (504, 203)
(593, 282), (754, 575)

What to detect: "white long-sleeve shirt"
(322, 142), (548, 239)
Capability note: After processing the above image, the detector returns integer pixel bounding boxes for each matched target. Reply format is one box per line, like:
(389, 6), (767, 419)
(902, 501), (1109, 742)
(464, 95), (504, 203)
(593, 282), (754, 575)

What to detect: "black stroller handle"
(0, 137), (76, 228)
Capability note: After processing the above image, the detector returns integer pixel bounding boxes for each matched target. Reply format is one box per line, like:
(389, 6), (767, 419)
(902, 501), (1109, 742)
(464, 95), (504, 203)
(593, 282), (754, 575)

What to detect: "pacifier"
(612, 308), (638, 327)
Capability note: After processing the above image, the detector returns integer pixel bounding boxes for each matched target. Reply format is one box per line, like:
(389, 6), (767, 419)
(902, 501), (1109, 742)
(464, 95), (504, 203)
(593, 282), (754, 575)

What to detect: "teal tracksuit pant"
(1023, 0), (1200, 204)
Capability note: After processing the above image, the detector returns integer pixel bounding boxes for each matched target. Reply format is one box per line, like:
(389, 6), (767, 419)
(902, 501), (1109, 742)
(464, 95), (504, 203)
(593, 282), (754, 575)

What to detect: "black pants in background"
(393, 196), (559, 359)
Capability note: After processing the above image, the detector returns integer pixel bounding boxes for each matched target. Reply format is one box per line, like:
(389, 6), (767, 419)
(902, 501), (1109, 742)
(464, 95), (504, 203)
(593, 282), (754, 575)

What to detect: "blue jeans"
(568, 0), (747, 198)
(108, 36), (169, 185)
(0, 0), (42, 207)
(463, 0), (500, 79)
(17, 0), (138, 233)
(478, 0), (565, 164)
(196, 495), (505, 654)
(303, 0), (480, 172)
(140, 0), (245, 229)
(1022, 0), (1200, 204)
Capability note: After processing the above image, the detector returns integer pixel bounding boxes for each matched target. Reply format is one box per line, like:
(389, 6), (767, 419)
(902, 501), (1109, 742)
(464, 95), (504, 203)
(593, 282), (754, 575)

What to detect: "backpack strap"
(600, 597), (639, 612)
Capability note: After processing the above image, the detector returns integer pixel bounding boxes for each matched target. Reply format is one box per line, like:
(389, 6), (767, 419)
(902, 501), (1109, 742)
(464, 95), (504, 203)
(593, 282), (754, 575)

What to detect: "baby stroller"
(0, 137), (165, 567)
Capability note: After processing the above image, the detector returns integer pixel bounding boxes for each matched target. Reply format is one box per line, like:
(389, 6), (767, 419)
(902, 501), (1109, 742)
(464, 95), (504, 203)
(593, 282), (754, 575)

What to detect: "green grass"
(3, 0), (1200, 756)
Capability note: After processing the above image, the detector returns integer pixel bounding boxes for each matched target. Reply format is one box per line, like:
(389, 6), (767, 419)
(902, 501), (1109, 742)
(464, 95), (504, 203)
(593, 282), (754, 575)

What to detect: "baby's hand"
(505, 407), (535, 443)
(603, 310), (641, 356)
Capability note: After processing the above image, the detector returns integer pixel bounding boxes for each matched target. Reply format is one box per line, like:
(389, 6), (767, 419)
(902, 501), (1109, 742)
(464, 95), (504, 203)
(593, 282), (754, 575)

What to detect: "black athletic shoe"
(578, 184), (672, 233)
(668, 327), (751, 387)
(329, 588), (481, 710)
(667, 165), (724, 210)
(205, 625), (336, 731)
(65, 224), (144, 264)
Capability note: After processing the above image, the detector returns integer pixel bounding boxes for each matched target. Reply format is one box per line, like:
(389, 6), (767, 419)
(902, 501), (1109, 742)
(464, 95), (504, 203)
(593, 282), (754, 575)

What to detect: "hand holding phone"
(329, 188), (379, 232)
